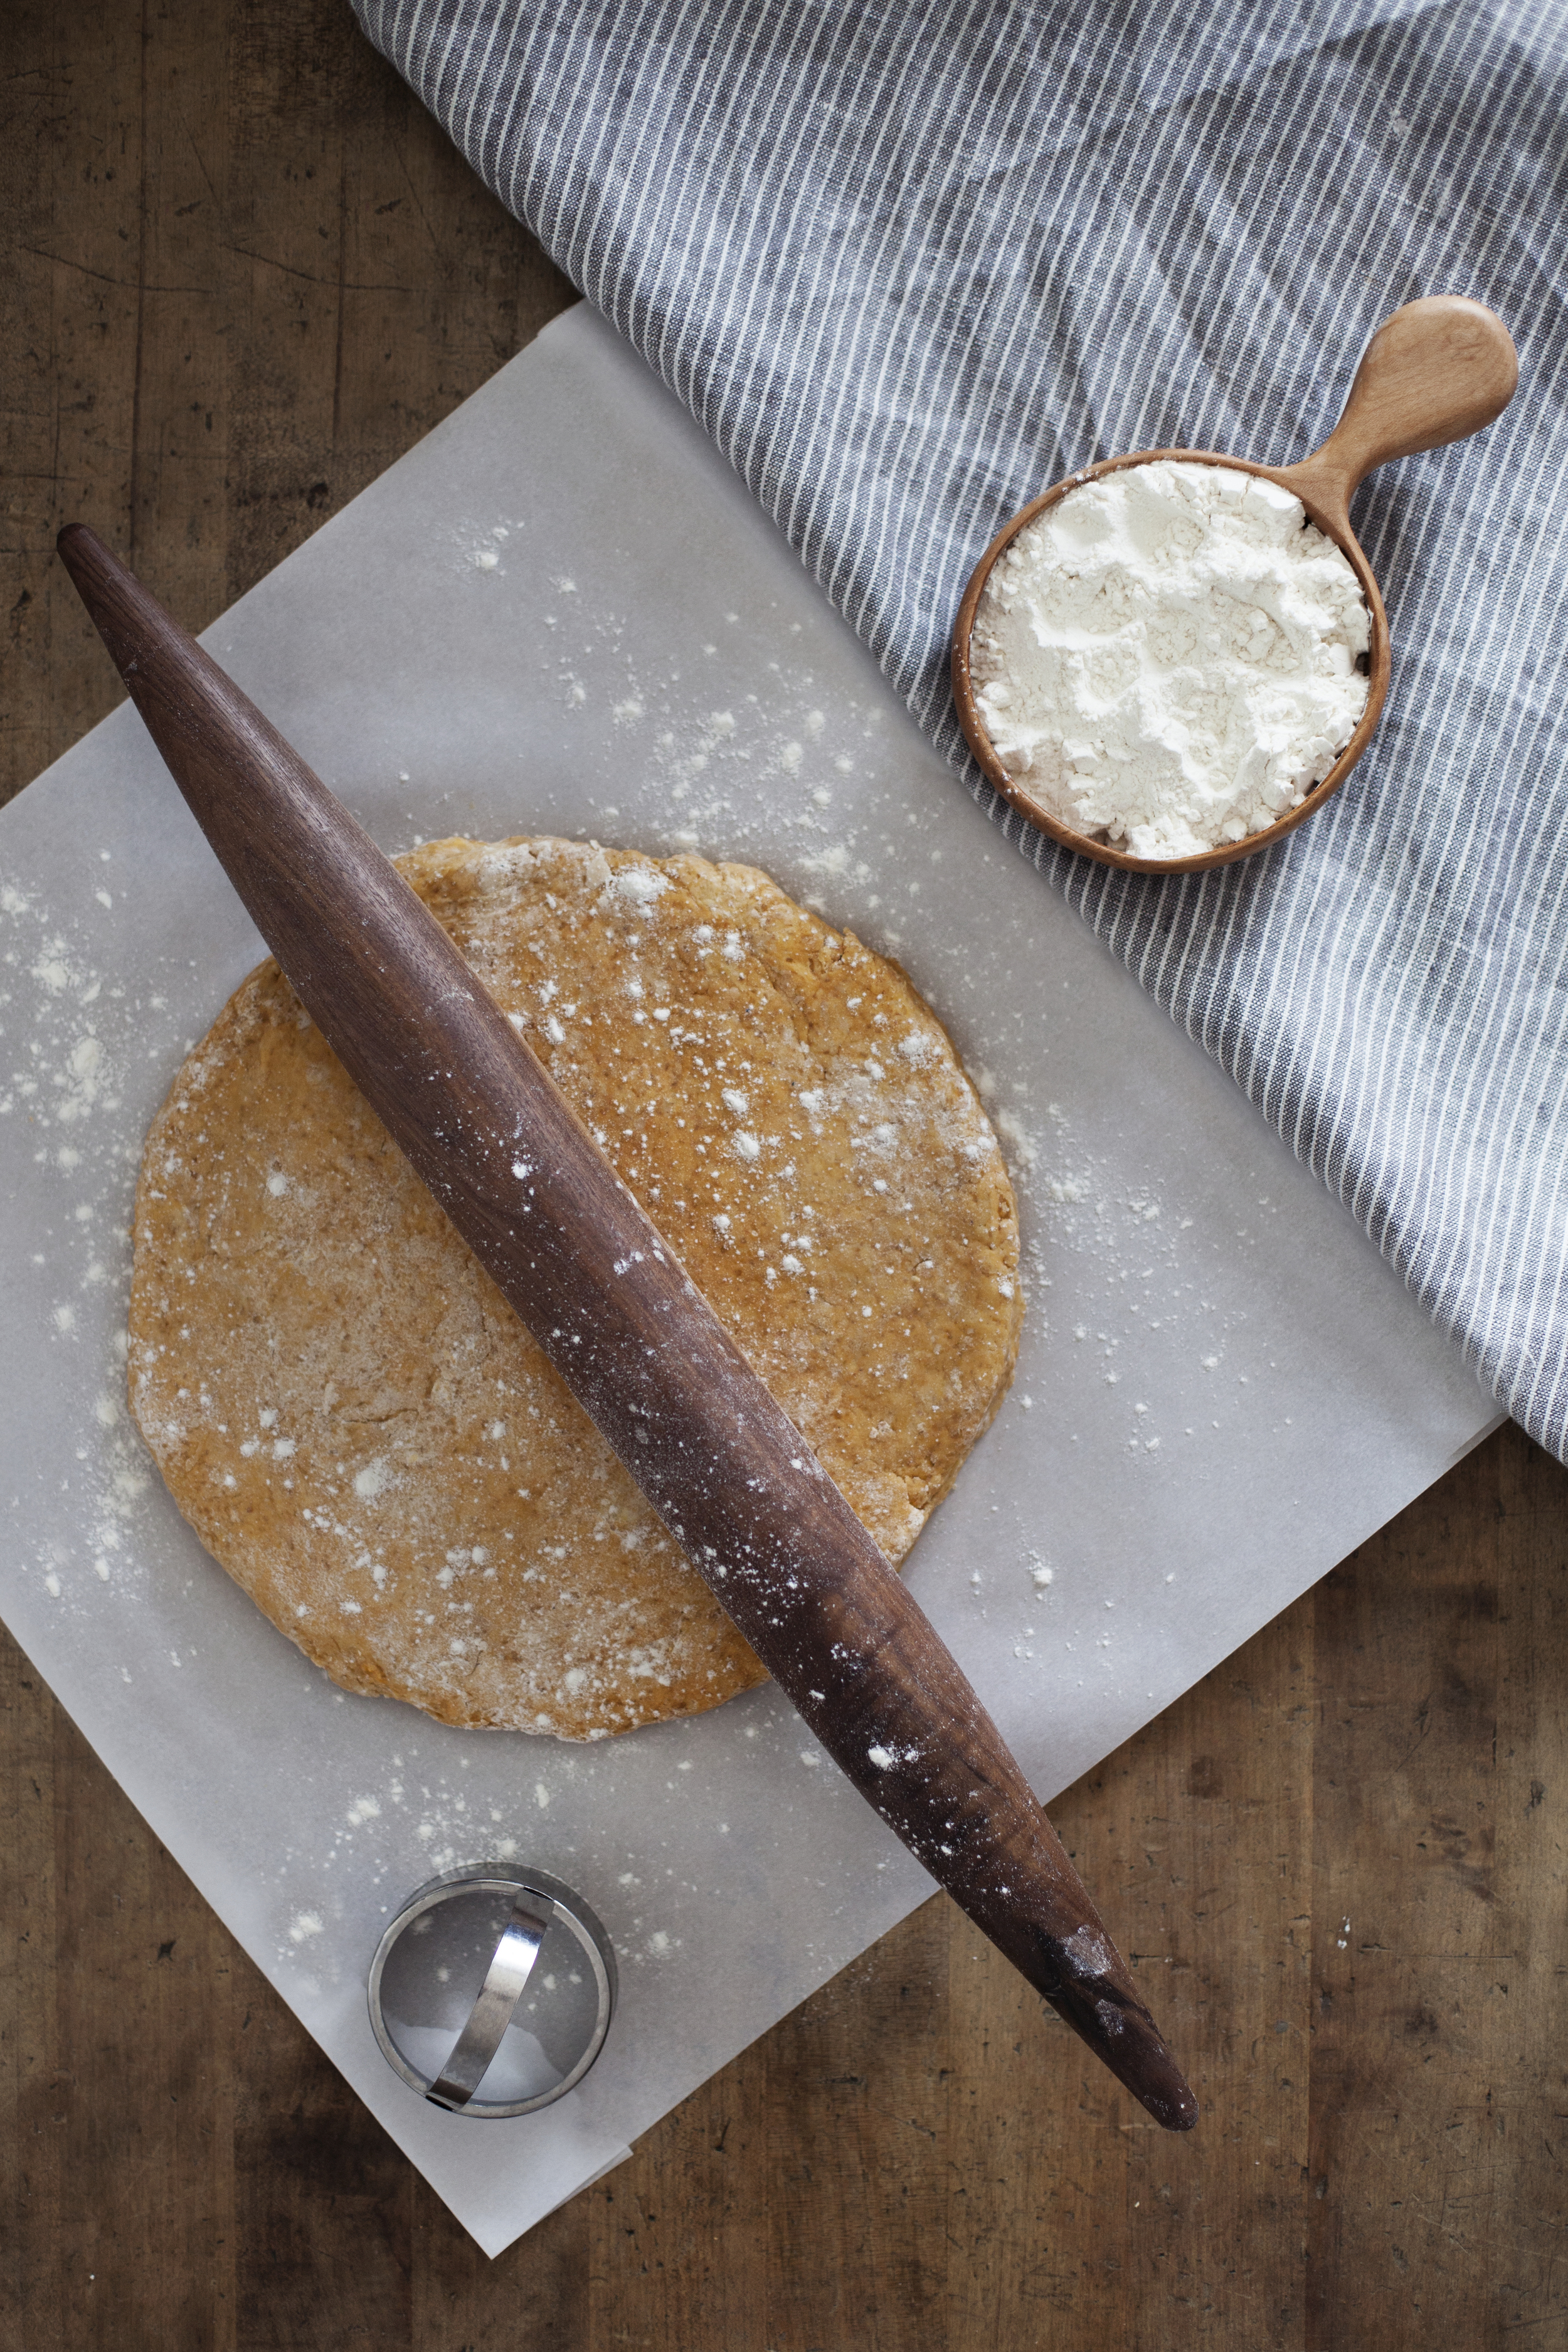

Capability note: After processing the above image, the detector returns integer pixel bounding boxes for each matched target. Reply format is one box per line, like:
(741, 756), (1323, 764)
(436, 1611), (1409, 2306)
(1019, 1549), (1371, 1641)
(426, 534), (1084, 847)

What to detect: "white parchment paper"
(0, 306), (1499, 2255)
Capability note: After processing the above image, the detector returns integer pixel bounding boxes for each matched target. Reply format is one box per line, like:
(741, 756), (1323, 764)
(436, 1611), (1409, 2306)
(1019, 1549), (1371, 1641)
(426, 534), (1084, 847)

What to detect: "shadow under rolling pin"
(59, 522), (1197, 2132)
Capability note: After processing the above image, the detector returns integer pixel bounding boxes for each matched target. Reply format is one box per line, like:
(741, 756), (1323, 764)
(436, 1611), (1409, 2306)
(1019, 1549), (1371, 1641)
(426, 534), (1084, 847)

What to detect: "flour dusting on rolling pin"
(969, 460), (1370, 861)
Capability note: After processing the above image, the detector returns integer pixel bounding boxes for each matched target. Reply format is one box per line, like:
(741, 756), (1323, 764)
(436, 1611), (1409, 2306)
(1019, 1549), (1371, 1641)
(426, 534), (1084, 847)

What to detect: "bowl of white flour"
(953, 453), (1380, 869)
(951, 297), (1521, 871)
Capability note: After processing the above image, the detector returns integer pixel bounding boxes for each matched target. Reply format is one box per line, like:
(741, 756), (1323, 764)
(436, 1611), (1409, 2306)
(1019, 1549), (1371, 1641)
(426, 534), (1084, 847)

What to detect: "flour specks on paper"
(0, 867), (166, 1623)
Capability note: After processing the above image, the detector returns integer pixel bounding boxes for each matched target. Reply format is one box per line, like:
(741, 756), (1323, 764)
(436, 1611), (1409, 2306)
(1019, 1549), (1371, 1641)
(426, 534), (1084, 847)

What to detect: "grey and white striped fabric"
(352, 0), (1568, 1456)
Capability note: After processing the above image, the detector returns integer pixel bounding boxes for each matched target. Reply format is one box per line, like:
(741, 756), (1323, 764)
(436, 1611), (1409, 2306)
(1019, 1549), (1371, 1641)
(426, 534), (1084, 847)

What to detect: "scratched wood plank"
(938, 1600), (1315, 2345)
(0, 0), (572, 812)
(3, 0), (150, 800)
(232, 1939), (414, 2352)
(4, 1), (1567, 2345)
(1307, 1423), (1568, 2344)
(0, 1650), (61, 2336)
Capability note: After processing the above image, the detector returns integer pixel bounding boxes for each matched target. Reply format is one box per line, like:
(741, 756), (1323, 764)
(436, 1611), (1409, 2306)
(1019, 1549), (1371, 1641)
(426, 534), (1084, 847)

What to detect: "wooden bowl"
(951, 298), (1518, 876)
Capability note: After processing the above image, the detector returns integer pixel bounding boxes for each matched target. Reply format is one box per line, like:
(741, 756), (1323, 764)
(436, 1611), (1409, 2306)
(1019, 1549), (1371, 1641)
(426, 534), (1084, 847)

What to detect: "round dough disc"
(129, 838), (1022, 1739)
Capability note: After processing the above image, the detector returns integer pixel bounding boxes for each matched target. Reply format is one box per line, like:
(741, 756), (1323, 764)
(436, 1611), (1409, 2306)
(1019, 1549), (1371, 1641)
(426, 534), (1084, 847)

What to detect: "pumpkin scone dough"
(129, 838), (1023, 1739)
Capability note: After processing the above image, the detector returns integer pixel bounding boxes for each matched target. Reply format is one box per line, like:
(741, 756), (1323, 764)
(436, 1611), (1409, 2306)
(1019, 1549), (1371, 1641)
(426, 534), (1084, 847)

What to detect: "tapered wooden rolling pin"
(60, 522), (1197, 2131)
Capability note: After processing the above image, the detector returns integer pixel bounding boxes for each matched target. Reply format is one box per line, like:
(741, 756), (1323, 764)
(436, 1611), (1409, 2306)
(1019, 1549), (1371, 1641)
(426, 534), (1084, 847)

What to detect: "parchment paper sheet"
(0, 306), (1499, 2255)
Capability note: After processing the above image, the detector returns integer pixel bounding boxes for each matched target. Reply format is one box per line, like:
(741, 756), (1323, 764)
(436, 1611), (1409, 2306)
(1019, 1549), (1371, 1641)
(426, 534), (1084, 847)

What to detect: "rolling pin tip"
(1122, 2038), (1199, 2132)
(1047, 1989), (1199, 2130)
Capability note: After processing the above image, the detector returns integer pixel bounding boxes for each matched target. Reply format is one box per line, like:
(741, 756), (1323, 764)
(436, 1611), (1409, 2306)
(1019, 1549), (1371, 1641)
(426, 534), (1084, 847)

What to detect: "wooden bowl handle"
(1278, 296), (1523, 536)
(1280, 295), (1517, 535)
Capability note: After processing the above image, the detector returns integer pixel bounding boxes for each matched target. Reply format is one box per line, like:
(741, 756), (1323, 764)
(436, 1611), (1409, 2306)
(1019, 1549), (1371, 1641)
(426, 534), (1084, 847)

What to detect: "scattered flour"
(971, 460), (1370, 858)
(4, 517), (1276, 1992)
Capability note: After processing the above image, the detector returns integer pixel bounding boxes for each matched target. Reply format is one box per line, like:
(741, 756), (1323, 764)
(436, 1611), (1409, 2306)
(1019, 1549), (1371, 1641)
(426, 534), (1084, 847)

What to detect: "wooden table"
(4, 6), (1564, 2341)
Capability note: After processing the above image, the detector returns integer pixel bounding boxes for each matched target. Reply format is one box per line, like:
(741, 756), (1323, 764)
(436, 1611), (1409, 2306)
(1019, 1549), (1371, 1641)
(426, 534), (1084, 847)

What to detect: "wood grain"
(1280, 297), (1518, 535)
(1, 0), (572, 807)
(3, 2), (1565, 2341)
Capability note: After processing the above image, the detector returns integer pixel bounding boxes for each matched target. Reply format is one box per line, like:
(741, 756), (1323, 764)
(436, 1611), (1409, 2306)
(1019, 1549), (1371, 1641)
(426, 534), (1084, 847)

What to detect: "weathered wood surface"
(4, 3), (1565, 2341)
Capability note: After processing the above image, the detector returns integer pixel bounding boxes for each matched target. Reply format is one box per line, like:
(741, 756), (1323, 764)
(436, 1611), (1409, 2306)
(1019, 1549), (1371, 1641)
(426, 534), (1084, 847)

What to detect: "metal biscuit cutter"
(368, 1863), (616, 2117)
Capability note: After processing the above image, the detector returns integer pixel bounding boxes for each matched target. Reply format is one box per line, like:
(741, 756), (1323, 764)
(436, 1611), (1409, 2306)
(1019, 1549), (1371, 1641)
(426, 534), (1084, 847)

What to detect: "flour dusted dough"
(129, 839), (1022, 1739)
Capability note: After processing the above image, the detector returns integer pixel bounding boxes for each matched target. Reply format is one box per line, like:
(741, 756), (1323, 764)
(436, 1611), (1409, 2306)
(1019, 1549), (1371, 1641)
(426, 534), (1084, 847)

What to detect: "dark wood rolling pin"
(60, 522), (1197, 2131)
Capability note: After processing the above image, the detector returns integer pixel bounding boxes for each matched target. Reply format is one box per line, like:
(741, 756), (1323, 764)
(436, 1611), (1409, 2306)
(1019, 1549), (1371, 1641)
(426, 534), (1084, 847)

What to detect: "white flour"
(970, 460), (1370, 859)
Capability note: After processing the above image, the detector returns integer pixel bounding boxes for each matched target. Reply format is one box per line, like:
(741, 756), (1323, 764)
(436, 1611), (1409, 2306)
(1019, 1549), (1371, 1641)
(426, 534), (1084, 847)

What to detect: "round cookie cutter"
(368, 1862), (616, 2117)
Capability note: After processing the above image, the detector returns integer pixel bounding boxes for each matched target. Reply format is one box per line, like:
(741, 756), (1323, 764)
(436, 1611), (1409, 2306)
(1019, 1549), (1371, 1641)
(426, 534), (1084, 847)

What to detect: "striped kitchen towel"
(351, 0), (1568, 1457)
